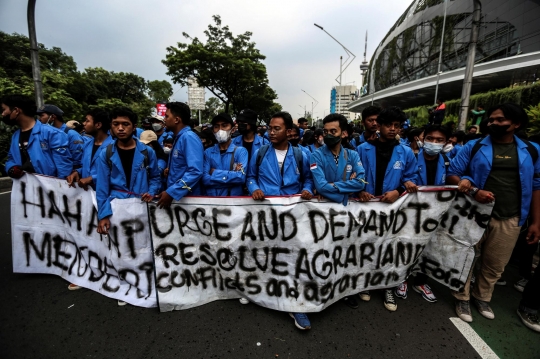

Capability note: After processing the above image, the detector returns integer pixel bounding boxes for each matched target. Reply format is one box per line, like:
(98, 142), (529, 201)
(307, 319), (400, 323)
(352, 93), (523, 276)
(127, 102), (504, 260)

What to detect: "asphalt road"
(0, 191), (537, 359)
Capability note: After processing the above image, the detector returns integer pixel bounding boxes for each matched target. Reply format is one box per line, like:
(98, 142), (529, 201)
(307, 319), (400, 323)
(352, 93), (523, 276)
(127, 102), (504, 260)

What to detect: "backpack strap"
(441, 152), (450, 172)
(63, 127), (71, 135)
(523, 139), (539, 164)
(342, 149), (349, 182)
(292, 146), (304, 184)
(470, 139), (483, 160)
(106, 143), (114, 168)
(229, 146), (238, 170)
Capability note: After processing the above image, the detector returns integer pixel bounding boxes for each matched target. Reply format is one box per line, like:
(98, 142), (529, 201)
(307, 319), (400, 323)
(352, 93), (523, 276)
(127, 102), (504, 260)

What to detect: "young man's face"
(299, 122), (308, 129)
(487, 109), (520, 134)
(163, 142), (173, 149)
(39, 112), (53, 124)
(213, 120), (232, 133)
(268, 117), (289, 144)
(83, 115), (98, 136)
(469, 127), (477, 134)
(449, 136), (457, 146)
(323, 121), (342, 139)
(362, 114), (378, 133)
(424, 130), (447, 145)
(379, 121), (401, 141)
(164, 109), (178, 131)
(111, 116), (134, 140)
(288, 129), (300, 143)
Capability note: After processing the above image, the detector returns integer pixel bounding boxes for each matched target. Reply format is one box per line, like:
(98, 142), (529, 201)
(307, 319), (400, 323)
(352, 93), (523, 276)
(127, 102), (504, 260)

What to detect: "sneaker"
(384, 289), (397, 311)
(455, 300), (473, 323)
(358, 291), (371, 302)
(413, 284), (437, 303)
(517, 309), (540, 332)
(496, 278), (506, 286)
(342, 295), (359, 309)
(394, 282), (407, 299)
(514, 278), (529, 293)
(117, 300), (127, 307)
(68, 283), (81, 291)
(239, 298), (249, 305)
(473, 298), (495, 319)
(289, 313), (311, 330)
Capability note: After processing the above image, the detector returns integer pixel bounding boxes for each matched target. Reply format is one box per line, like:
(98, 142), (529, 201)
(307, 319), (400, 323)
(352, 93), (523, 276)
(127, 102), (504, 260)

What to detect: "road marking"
(0, 191), (11, 195)
(450, 317), (500, 359)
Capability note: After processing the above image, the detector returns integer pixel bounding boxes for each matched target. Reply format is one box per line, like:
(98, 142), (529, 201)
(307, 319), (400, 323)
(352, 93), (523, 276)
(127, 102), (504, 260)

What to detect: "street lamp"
(314, 23), (356, 115)
(301, 89), (319, 123)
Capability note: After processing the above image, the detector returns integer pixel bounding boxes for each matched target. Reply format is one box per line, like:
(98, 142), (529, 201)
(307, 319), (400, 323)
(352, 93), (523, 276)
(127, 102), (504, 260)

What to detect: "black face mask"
(2, 111), (18, 127)
(488, 124), (511, 137)
(323, 134), (341, 147)
(238, 123), (250, 135)
(289, 138), (300, 147)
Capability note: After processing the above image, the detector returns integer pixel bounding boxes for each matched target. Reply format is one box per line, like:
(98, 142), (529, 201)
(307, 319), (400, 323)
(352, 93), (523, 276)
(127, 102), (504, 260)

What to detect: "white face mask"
(317, 137), (324, 146)
(416, 140), (424, 148)
(423, 141), (444, 156)
(214, 129), (232, 144)
(442, 143), (454, 153)
(152, 123), (163, 132)
(163, 147), (171, 155)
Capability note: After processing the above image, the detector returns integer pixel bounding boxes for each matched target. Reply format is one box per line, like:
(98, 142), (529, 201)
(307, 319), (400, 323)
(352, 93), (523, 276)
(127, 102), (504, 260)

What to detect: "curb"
(0, 177), (13, 192)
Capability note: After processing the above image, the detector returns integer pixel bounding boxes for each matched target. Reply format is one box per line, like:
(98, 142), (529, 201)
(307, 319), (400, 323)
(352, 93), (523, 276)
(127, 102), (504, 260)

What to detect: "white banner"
(11, 175), (157, 308)
(150, 190), (493, 312)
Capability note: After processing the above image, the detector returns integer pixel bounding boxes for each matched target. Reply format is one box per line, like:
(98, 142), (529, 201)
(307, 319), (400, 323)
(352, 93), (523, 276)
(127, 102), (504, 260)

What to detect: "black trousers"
(521, 264), (540, 311)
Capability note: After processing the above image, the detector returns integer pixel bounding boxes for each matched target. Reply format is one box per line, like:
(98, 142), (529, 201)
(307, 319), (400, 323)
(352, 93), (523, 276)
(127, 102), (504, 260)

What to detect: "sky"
(0, 0), (410, 119)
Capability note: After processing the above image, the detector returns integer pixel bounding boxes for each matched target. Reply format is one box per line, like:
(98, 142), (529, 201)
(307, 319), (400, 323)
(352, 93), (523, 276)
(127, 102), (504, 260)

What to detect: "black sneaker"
(342, 295), (359, 309)
(496, 278), (506, 286)
(384, 289), (397, 311)
(517, 309), (540, 332)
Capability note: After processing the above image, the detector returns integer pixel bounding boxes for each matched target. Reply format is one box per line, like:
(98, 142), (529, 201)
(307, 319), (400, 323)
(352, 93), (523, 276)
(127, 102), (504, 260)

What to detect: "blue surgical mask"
(423, 141), (444, 156)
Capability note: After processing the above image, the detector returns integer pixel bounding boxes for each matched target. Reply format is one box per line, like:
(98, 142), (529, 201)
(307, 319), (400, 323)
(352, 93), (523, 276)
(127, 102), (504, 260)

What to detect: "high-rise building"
(330, 85), (358, 120)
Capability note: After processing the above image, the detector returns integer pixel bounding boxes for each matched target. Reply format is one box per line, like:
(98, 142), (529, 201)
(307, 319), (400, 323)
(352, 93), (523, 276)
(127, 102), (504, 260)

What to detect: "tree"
(200, 97), (226, 123)
(148, 80), (173, 103)
(163, 15), (279, 116)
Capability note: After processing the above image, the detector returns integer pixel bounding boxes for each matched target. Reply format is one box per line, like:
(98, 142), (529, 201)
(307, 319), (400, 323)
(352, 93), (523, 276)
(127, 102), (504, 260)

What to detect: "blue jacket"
(157, 130), (173, 147)
(416, 149), (447, 186)
(60, 123), (84, 168)
(310, 146), (366, 205)
(78, 135), (114, 184)
(96, 139), (161, 220)
(166, 127), (204, 199)
(135, 128), (143, 139)
(447, 143), (463, 159)
(247, 144), (314, 196)
(203, 142), (248, 196)
(232, 134), (269, 157)
(6, 120), (72, 178)
(357, 142), (418, 194)
(448, 135), (540, 226)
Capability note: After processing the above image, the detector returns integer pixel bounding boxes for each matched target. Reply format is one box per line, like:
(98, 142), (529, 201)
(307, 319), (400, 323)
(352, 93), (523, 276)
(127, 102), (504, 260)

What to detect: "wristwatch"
(468, 187), (479, 197)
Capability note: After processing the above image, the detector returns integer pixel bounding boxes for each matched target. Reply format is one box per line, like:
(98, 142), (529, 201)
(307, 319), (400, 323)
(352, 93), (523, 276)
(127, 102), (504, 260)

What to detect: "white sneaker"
(239, 298), (249, 305)
(358, 291), (371, 302)
(514, 278), (529, 292)
(117, 300), (127, 306)
(384, 289), (397, 311)
(394, 282), (407, 299)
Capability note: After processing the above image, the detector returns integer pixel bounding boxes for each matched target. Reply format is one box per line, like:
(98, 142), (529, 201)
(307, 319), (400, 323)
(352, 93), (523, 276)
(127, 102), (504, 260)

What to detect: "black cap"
(211, 113), (234, 126)
(36, 104), (63, 116)
(237, 109), (257, 125)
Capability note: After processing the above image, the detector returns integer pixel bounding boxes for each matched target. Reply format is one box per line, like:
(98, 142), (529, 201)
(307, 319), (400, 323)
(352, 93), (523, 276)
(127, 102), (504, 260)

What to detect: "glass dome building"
(349, 0), (540, 111)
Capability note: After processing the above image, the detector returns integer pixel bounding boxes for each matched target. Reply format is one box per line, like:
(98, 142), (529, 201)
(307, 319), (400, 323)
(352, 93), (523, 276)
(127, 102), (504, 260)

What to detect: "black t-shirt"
(373, 139), (398, 196)
(91, 144), (100, 160)
(243, 140), (254, 160)
(19, 130), (35, 173)
(117, 147), (136, 188)
(425, 157), (438, 186)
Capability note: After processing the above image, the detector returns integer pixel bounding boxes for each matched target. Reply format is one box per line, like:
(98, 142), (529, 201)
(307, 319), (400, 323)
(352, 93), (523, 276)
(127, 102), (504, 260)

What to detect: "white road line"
(0, 191), (11, 195)
(450, 317), (500, 359)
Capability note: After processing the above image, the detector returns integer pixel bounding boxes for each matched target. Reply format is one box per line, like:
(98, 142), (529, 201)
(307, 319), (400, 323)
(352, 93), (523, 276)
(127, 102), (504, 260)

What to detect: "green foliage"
(404, 82), (540, 133)
(163, 15), (280, 116)
(148, 80), (173, 103)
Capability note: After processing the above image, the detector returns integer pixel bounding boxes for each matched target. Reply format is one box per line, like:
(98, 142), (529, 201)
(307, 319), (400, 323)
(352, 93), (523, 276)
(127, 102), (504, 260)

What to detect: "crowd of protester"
(1, 94), (539, 332)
